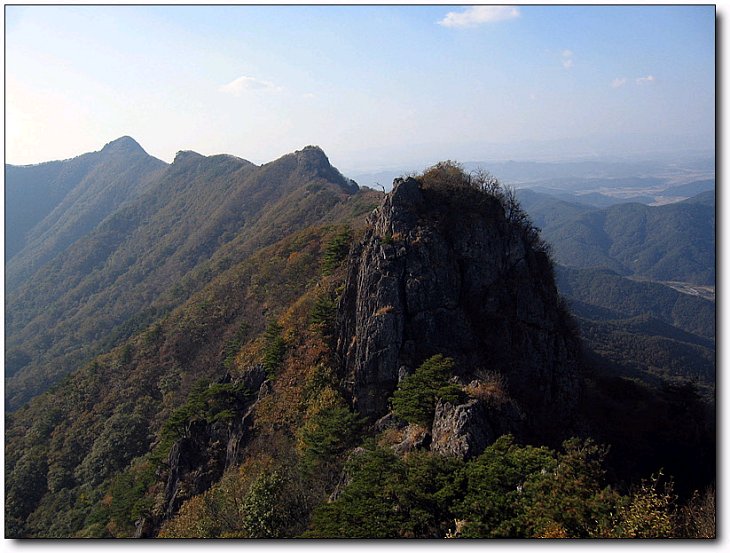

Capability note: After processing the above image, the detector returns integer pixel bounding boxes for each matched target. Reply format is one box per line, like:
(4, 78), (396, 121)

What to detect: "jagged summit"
(101, 135), (147, 155)
(172, 149), (205, 164)
(295, 144), (328, 163)
(293, 145), (359, 193)
(336, 169), (581, 446)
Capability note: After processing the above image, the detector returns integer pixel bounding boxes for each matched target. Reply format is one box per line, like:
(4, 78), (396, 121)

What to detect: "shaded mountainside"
(5, 143), (372, 409)
(5, 164), (589, 538)
(555, 266), (715, 340)
(5, 158), (714, 539)
(553, 266), (715, 395)
(517, 189), (715, 285)
(5, 136), (166, 267)
(664, 179), (715, 198)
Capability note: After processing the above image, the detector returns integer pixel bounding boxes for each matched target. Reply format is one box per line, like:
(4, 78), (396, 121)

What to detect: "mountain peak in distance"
(292, 145), (359, 193)
(100, 135), (147, 155)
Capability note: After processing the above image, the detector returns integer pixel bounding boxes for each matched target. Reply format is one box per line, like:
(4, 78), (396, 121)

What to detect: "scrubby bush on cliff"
(161, 379), (250, 441)
(418, 161), (552, 256)
(391, 354), (461, 426)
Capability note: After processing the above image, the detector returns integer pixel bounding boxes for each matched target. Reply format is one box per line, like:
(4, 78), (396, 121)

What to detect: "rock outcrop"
(336, 176), (581, 445)
(430, 399), (493, 459)
(136, 366), (268, 537)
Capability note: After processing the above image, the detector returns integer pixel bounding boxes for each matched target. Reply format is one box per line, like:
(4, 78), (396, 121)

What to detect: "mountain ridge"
(4, 138), (371, 409)
(4, 148), (714, 539)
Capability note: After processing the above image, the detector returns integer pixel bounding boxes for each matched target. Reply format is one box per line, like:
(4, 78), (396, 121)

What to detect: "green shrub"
(454, 435), (556, 537)
(309, 293), (336, 337)
(391, 355), (461, 426)
(305, 447), (463, 538)
(322, 227), (352, 275)
(222, 322), (249, 370)
(100, 459), (158, 535)
(161, 379), (250, 442)
(516, 438), (622, 538)
(241, 471), (297, 538)
(299, 405), (363, 467)
(262, 321), (286, 378)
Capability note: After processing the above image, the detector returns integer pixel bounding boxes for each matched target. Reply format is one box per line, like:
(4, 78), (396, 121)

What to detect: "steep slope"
(5, 164), (582, 537)
(5, 137), (166, 268)
(4, 161), (714, 539)
(5, 144), (364, 409)
(555, 267), (715, 395)
(5, 224), (351, 537)
(336, 172), (581, 442)
(681, 190), (715, 206)
(578, 315), (715, 388)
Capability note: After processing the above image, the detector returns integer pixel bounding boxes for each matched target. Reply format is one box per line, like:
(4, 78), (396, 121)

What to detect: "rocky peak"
(289, 145), (359, 194)
(335, 173), (581, 445)
(295, 144), (329, 165)
(172, 150), (205, 165)
(101, 136), (146, 156)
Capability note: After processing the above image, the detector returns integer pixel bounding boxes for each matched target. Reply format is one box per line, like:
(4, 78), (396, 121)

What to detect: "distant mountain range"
(352, 157), (714, 208)
(518, 189), (715, 285)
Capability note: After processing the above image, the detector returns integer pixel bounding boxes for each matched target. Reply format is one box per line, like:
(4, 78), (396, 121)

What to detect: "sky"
(4, 4), (716, 172)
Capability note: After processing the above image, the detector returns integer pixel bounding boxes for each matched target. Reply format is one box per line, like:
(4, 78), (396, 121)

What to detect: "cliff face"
(336, 177), (581, 443)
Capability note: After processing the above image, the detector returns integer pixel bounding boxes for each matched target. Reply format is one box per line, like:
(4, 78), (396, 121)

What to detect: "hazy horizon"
(6, 5), (715, 171)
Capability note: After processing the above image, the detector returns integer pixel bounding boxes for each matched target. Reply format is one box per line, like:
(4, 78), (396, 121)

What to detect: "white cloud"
(636, 75), (656, 85)
(218, 75), (282, 96)
(561, 49), (574, 70)
(611, 77), (627, 88)
(438, 6), (520, 28)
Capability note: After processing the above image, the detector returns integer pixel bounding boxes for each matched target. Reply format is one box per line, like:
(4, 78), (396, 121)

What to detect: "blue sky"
(5, 5), (715, 171)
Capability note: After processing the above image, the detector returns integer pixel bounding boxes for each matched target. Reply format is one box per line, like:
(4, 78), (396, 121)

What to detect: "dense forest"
(5, 144), (715, 538)
(518, 188), (715, 284)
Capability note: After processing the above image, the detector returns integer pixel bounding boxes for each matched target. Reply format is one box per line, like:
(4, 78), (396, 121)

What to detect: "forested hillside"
(5, 150), (715, 539)
(5, 137), (166, 264)
(518, 189), (715, 285)
(5, 144), (376, 409)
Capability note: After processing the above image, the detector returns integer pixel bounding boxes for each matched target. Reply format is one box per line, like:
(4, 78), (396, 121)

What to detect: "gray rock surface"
(391, 424), (432, 456)
(431, 399), (493, 459)
(336, 177), (581, 443)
